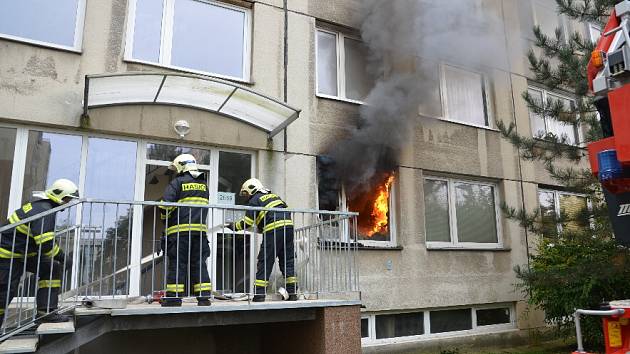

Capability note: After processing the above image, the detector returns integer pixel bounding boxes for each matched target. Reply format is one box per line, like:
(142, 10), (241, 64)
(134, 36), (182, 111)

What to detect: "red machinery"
(573, 2), (630, 353)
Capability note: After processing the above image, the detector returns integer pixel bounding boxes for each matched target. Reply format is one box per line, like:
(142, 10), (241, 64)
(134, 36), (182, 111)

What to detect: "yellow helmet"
(240, 178), (267, 197)
(170, 154), (198, 174)
(45, 179), (79, 204)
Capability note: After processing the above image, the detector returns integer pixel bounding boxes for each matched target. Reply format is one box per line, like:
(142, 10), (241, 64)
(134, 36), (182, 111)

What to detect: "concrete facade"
(0, 0), (591, 351)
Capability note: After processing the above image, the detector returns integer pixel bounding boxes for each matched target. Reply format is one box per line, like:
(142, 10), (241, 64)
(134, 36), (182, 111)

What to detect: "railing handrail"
(0, 199), (358, 235)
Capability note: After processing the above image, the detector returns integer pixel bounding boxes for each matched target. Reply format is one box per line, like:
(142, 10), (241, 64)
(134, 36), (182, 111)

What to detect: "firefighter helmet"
(45, 179), (79, 204)
(170, 154), (199, 174)
(240, 178), (268, 197)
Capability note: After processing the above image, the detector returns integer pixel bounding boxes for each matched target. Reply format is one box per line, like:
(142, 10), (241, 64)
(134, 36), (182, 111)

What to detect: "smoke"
(326, 0), (505, 196)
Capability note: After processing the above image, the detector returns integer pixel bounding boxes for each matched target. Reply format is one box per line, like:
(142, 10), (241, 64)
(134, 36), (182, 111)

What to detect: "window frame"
(587, 22), (602, 44)
(527, 86), (581, 146)
(315, 28), (368, 105)
(439, 63), (494, 129)
(124, 0), (253, 83)
(423, 176), (503, 250)
(538, 188), (592, 236)
(0, 0), (87, 53)
(361, 303), (516, 346)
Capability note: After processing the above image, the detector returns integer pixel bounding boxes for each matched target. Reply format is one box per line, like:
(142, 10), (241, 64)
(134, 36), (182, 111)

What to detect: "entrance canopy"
(83, 73), (301, 138)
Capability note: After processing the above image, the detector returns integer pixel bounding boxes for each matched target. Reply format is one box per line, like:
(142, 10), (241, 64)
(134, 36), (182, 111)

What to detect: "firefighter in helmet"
(0, 179), (79, 323)
(159, 154), (212, 307)
(227, 178), (297, 302)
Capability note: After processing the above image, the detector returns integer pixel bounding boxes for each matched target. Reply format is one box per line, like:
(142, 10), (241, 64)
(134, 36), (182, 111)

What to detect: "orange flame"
(366, 175), (394, 236)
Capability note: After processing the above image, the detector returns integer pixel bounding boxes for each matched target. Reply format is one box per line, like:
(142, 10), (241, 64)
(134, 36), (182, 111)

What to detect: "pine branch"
(555, 0), (616, 23)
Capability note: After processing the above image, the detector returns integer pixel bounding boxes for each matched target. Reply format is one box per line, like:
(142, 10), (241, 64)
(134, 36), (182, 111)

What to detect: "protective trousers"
(254, 226), (296, 295)
(165, 232), (211, 301)
(0, 257), (62, 320)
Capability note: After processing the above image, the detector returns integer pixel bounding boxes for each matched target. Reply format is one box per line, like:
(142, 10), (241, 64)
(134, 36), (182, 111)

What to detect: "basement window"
(125, 0), (251, 81)
(423, 177), (502, 249)
(316, 29), (374, 103)
(0, 0), (86, 51)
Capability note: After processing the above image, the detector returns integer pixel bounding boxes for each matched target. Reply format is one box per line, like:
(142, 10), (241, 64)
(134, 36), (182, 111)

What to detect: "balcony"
(0, 200), (361, 353)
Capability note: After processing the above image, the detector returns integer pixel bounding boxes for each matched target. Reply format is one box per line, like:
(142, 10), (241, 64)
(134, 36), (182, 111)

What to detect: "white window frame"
(124, 0), (252, 83)
(439, 63), (494, 129)
(538, 188), (592, 235)
(0, 0), (86, 52)
(2, 123), (257, 296)
(527, 86), (581, 146)
(424, 176), (503, 250)
(587, 22), (602, 44)
(315, 28), (367, 105)
(361, 303), (516, 346)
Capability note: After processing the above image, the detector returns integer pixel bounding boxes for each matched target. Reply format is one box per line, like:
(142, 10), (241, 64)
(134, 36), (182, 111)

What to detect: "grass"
(438, 339), (578, 354)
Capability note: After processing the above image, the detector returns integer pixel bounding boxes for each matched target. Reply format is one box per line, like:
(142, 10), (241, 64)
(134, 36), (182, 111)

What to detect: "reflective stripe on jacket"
(0, 199), (62, 259)
(159, 172), (209, 236)
(235, 192), (293, 233)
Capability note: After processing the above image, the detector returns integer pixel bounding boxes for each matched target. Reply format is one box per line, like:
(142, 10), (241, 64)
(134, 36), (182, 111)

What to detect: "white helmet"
(170, 154), (199, 174)
(240, 178), (268, 197)
(45, 179), (79, 204)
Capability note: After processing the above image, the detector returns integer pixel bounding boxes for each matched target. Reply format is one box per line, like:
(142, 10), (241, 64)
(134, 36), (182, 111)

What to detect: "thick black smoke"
(323, 0), (504, 198)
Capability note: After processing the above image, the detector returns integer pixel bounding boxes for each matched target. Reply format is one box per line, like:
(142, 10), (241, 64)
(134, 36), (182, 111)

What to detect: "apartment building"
(0, 0), (596, 352)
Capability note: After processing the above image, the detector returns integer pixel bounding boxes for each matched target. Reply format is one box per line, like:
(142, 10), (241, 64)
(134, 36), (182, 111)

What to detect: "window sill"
(426, 246), (511, 252)
(123, 58), (254, 86)
(357, 243), (403, 251)
(532, 137), (585, 150)
(424, 115), (500, 132)
(316, 93), (365, 106)
(0, 33), (82, 54)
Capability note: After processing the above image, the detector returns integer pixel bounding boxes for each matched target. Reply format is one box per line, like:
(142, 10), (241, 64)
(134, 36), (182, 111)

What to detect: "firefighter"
(0, 179), (78, 323)
(159, 154), (211, 307)
(227, 178), (297, 302)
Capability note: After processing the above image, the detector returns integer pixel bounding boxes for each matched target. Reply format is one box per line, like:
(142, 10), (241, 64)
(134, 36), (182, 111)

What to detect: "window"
(538, 189), (589, 237)
(0, 128), (17, 219)
(0, 0), (86, 51)
(528, 87), (579, 145)
(361, 304), (514, 344)
(588, 23), (602, 44)
(375, 312), (424, 339)
(430, 309), (472, 333)
(440, 64), (491, 127)
(316, 29), (374, 102)
(126, 0), (251, 81)
(423, 177), (500, 248)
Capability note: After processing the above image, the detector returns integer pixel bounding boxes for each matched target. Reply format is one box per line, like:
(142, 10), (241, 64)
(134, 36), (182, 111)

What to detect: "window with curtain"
(527, 87), (579, 145)
(424, 177), (500, 247)
(442, 64), (489, 127)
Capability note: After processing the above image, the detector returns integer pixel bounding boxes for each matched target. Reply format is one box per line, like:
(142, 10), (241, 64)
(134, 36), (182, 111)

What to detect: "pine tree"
(497, 0), (630, 348)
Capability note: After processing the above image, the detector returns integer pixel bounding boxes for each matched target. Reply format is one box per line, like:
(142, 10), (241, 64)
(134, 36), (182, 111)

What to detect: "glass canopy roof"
(83, 73), (301, 138)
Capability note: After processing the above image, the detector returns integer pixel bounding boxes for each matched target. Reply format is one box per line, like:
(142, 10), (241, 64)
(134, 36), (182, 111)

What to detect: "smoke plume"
(326, 0), (505, 197)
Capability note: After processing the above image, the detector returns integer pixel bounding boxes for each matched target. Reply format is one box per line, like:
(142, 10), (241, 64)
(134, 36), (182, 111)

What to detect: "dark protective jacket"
(0, 199), (63, 259)
(159, 172), (209, 236)
(235, 192), (293, 233)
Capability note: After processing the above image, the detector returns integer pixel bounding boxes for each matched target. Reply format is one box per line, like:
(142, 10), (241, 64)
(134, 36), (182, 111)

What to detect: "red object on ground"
(152, 290), (165, 304)
(602, 303), (630, 354)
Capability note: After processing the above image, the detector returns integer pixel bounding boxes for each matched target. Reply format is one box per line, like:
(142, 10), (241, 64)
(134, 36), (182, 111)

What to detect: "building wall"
(0, 0), (592, 349)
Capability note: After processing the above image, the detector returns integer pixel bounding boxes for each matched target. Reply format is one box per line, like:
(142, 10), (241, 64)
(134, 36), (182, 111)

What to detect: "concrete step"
(0, 336), (38, 353)
(36, 321), (75, 335)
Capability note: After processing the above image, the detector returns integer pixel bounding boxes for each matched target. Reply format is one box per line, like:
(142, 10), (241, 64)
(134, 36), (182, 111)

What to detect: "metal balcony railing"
(0, 199), (360, 340)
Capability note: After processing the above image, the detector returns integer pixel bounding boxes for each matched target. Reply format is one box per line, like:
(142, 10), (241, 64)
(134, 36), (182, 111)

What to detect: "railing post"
(129, 203), (143, 296)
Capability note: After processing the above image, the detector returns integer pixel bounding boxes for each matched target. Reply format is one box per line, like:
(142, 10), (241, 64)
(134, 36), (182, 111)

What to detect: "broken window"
(127, 0), (251, 80)
(316, 29), (374, 102)
(0, 0), (86, 50)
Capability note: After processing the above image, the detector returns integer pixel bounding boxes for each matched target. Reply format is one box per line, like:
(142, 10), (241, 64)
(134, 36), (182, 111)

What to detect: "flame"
(366, 174), (394, 237)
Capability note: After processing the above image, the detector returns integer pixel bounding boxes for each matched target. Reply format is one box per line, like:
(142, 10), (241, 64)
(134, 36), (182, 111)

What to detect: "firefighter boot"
(197, 297), (211, 306)
(286, 284), (298, 301)
(160, 298), (182, 307)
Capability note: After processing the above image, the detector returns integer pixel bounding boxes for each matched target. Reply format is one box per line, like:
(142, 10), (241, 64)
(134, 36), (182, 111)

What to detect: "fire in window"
(317, 156), (394, 242)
